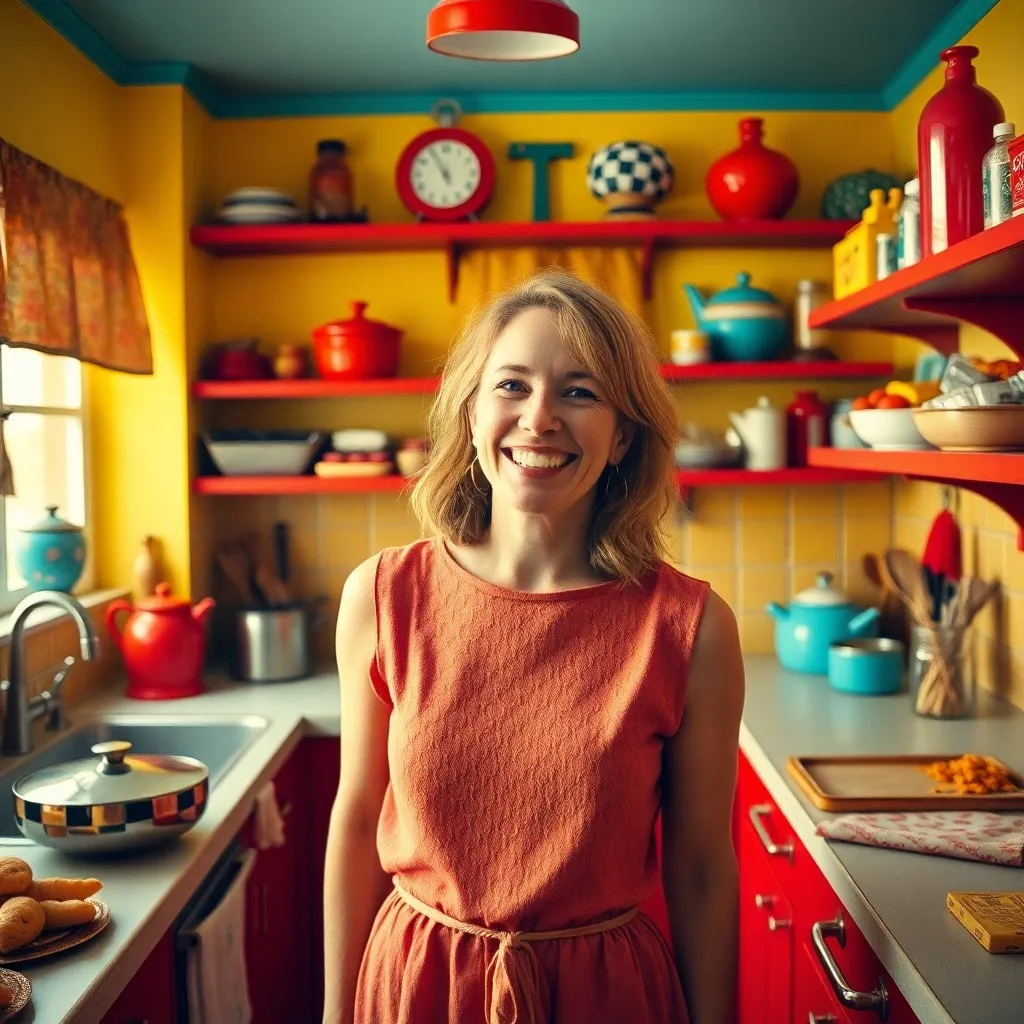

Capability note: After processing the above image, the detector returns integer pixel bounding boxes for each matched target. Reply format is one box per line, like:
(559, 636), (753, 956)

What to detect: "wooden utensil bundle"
(881, 548), (997, 718)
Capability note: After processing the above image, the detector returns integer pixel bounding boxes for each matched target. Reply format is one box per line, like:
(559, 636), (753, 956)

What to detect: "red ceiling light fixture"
(426, 0), (580, 61)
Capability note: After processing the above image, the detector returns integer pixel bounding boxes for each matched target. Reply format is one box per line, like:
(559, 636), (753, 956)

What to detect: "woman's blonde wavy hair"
(410, 269), (677, 585)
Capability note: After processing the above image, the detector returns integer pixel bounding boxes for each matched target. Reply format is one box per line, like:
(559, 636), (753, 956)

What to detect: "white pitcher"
(728, 396), (786, 471)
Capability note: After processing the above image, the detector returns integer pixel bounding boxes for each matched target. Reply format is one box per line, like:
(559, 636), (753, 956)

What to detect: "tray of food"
(787, 753), (1024, 812)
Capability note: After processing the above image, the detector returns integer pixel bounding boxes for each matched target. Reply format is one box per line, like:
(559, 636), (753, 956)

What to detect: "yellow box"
(947, 892), (1024, 953)
(832, 187), (902, 300)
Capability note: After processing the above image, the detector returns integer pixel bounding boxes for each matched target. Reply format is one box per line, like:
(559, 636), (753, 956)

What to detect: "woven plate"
(0, 899), (110, 966)
(0, 968), (31, 1020)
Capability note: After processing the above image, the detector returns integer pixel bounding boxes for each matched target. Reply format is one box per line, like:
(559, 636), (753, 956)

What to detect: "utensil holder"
(908, 623), (976, 719)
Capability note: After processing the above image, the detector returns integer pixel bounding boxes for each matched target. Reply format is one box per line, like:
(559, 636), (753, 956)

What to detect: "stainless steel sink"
(0, 714), (269, 842)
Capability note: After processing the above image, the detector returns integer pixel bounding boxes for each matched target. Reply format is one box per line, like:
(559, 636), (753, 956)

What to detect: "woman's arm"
(322, 555), (394, 1024)
(662, 590), (745, 1024)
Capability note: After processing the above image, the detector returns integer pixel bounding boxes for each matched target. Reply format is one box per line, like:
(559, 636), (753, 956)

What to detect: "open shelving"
(192, 466), (882, 497)
(189, 218), (854, 301)
(807, 214), (1024, 359)
(191, 360), (893, 400)
(804, 215), (1024, 547)
(809, 447), (1024, 548)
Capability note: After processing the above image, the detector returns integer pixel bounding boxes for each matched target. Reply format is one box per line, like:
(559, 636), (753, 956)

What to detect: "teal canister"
(15, 506), (86, 592)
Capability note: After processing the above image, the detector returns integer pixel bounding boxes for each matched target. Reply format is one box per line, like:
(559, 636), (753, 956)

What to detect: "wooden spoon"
(881, 548), (934, 627)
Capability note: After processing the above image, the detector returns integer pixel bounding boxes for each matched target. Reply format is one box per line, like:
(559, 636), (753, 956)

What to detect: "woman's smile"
(502, 446), (579, 478)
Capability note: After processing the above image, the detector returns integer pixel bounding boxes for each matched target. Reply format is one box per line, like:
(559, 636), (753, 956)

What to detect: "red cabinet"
(99, 930), (177, 1024)
(240, 741), (312, 1024)
(735, 751), (920, 1024)
(309, 735), (342, 1023)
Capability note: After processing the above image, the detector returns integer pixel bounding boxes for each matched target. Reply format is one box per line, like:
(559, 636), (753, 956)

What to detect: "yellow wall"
(887, 0), (1024, 709)
(195, 109), (900, 663)
(0, 0), (195, 603)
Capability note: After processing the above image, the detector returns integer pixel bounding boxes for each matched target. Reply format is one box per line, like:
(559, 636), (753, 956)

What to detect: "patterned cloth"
(587, 141), (673, 204)
(816, 811), (1024, 867)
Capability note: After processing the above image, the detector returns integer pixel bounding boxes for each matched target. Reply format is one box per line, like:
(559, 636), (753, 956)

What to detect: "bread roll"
(25, 877), (102, 902)
(0, 897), (44, 953)
(0, 858), (31, 896)
(40, 899), (97, 931)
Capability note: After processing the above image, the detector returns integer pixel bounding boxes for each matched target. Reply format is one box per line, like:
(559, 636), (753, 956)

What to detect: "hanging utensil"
(862, 553), (907, 644)
(272, 520), (293, 605)
(921, 488), (962, 622)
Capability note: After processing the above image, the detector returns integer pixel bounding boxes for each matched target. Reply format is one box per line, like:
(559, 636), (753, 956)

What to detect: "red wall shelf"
(807, 215), (1024, 359)
(192, 466), (878, 496)
(189, 219), (854, 301)
(191, 361), (892, 400)
(809, 446), (1024, 548)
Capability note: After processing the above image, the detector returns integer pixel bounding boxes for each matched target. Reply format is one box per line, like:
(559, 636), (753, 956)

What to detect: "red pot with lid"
(106, 583), (215, 700)
(312, 301), (403, 380)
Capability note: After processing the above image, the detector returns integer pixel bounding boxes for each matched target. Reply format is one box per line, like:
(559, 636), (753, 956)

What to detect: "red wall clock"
(396, 99), (496, 222)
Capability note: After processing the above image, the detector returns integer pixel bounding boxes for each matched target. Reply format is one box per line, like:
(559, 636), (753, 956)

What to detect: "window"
(0, 345), (89, 613)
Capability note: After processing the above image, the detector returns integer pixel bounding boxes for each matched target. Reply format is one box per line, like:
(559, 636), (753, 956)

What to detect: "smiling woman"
(323, 270), (744, 1024)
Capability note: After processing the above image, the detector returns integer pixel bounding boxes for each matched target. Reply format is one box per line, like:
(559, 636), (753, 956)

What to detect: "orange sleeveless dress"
(356, 538), (710, 1024)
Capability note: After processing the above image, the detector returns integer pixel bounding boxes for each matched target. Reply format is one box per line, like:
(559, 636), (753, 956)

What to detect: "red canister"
(1010, 134), (1024, 218)
(786, 390), (828, 467)
(917, 46), (1004, 256)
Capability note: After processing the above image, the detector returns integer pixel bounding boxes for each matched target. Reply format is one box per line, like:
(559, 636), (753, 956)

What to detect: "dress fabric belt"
(392, 879), (641, 1024)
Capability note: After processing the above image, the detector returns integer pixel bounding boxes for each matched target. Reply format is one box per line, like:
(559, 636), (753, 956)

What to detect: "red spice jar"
(1010, 134), (1024, 219)
(309, 139), (353, 222)
(917, 46), (1004, 256)
(786, 390), (828, 467)
(705, 117), (799, 222)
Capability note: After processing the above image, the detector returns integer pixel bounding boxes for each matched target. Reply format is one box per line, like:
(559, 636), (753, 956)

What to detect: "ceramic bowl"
(911, 406), (1024, 451)
(848, 408), (933, 450)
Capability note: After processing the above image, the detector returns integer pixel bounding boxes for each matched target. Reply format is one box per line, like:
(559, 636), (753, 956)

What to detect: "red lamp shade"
(426, 0), (579, 61)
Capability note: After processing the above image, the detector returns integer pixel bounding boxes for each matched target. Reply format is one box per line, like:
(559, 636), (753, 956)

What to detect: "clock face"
(410, 140), (481, 210)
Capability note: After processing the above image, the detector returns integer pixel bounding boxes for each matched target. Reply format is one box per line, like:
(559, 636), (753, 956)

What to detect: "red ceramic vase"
(917, 46), (1004, 257)
(706, 117), (799, 222)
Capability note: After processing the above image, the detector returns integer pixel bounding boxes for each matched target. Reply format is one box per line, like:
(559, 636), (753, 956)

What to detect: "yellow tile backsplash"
(895, 479), (1023, 711)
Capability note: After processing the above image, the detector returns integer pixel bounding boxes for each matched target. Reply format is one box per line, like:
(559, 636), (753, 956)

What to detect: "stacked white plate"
(215, 187), (302, 225)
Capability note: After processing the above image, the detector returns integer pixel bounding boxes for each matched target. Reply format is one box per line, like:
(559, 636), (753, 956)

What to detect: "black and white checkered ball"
(587, 141), (674, 202)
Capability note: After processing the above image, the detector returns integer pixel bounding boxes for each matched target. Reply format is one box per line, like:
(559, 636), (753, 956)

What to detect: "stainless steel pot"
(231, 606), (311, 683)
(13, 740), (208, 856)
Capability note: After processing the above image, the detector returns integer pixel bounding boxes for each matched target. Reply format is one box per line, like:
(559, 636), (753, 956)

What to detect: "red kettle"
(106, 583), (215, 700)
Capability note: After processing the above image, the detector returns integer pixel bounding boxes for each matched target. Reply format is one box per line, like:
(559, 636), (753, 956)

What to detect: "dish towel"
(186, 848), (256, 1024)
(252, 780), (286, 850)
(816, 811), (1024, 867)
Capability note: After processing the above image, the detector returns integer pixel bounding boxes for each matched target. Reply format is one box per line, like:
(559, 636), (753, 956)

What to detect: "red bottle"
(786, 390), (828, 467)
(705, 117), (799, 222)
(917, 46), (1004, 256)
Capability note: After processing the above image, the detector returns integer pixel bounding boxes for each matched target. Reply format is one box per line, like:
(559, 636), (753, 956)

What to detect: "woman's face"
(470, 307), (633, 517)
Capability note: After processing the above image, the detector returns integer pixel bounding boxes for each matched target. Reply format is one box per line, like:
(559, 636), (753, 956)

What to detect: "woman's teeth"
(509, 449), (571, 469)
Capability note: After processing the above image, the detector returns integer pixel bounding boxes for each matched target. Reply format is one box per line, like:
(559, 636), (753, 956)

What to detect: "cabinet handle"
(754, 893), (774, 909)
(808, 1015), (838, 1023)
(767, 916), (791, 931)
(811, 914), (889, 1020)
(748, 803), (794, 861)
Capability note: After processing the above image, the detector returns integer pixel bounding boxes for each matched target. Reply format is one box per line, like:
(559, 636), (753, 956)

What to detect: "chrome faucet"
(1, 591), (99, 756)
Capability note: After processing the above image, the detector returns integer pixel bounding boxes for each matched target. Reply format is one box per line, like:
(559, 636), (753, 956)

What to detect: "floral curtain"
(0, 137), (152, 375)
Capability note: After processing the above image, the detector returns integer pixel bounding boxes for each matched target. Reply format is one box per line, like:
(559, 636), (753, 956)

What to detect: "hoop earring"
(467, 459), (486, 494)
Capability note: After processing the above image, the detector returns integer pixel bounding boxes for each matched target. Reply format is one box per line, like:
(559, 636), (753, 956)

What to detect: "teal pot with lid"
(15, 506), (86, 593)
(766, 571), (880, 675)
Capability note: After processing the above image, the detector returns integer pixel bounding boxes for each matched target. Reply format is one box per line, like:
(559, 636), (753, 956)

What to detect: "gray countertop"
(0, 655), (1020, 1024)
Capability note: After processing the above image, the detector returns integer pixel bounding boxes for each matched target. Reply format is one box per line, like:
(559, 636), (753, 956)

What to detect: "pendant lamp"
(426, 0), (580, 61)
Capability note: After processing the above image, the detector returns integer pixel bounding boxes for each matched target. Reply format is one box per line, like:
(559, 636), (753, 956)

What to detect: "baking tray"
(787, 754), (1024, 812)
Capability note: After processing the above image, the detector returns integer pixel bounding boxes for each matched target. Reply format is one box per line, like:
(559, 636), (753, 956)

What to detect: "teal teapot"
(683, 271), (787, 362)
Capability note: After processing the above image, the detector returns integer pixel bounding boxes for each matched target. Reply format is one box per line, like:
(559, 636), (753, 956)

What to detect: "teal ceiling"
(24, 0), (998, 117)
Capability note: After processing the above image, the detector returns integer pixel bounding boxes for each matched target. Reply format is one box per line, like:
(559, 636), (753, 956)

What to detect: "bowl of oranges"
(848, 382), (938, 451)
